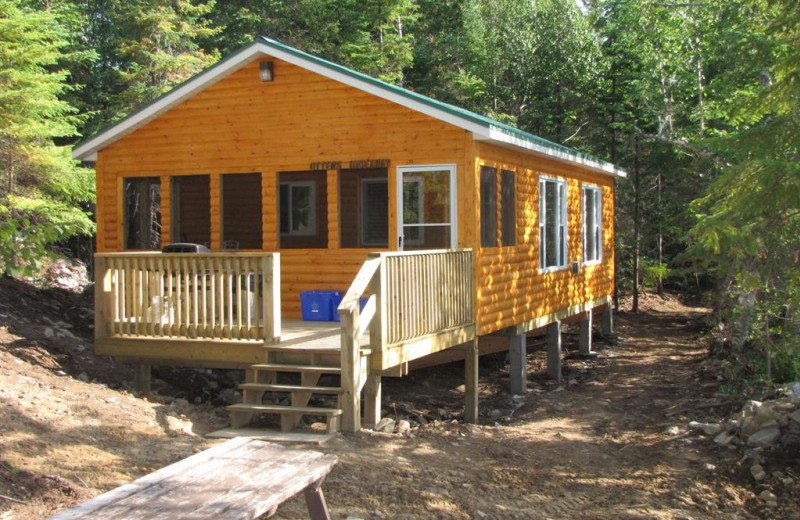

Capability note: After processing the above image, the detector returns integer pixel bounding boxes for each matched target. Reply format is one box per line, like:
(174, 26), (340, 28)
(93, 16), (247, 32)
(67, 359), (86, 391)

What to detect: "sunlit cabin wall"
(94, 58), (467, 318)
(473, 141), (615, 336)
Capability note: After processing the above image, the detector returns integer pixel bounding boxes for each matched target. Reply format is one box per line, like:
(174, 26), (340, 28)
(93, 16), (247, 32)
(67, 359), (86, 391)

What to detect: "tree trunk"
(656, 171), (664, 295)
(632, 135), (641, 313)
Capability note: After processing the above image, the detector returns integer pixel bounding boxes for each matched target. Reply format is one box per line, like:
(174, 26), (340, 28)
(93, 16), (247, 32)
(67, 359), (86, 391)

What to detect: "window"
(221, 173), (262, 249)
(279, 182), (316, 236)
(402, 176), (425, 245)
(583, 185), (602, 264)
(361, 179), (389, 246)
(339, 168), (388, 248)
(539, 177), (567, 270)
(171, 175), (210, 246)
(501, 170), (516, 246)
(123, 177), (161, 250)
(278, 171), (327, 249)
(480, 166), (497, 247)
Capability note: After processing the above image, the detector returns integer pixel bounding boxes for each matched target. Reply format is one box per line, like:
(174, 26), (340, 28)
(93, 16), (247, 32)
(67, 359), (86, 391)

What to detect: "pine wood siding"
(95, 58), (467, 318)
(474, 142), (615, 336)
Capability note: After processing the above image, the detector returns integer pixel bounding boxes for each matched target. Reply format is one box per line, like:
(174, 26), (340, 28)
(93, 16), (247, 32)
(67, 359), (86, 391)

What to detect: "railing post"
(262, 253), (281, 343)
(94, 255), (111, 340)
(340, 307), (361, 432)
(364, 255), (385, 427)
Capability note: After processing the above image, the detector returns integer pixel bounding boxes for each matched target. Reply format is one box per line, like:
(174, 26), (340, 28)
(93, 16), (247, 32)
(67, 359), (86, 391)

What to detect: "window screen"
(480, 166), (497, 248)
(501, 170), (516, 246)
(124, 177), (161, 250)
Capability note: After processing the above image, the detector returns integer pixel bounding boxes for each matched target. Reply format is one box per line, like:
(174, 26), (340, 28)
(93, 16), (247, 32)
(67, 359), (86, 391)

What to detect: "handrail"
(338, 249), (475, 432)
(94, 252), (281, 343)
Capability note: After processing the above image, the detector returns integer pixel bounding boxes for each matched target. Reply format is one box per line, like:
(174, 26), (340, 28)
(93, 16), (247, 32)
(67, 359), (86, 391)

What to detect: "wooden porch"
(93, 249), (477, 433)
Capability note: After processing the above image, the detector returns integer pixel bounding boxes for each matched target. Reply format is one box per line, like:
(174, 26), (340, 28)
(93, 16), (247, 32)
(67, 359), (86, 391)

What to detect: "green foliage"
(0, 0), (94, 276)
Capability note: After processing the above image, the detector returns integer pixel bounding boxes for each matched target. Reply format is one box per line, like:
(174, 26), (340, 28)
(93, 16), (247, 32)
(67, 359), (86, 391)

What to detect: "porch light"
(259, 61), (274, 82)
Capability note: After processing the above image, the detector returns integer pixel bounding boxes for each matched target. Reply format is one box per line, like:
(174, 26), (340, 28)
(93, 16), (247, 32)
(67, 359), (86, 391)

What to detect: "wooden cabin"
(74, 38), (625, 436)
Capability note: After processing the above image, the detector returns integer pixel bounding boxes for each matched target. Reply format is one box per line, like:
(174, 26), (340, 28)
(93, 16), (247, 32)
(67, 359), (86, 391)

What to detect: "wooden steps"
(239, 383), (342, 394)
(248, 363), (341, 374)
(227, 352), (344, 436)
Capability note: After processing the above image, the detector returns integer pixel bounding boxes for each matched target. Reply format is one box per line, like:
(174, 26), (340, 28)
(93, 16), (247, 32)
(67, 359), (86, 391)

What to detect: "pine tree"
(0, 0), (94, 275)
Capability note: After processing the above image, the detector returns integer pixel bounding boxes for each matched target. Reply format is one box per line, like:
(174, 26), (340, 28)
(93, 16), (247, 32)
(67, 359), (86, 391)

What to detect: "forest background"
(0, 0), (797, 388)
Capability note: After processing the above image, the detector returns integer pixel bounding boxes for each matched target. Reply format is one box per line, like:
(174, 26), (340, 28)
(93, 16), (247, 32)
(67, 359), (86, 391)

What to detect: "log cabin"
(73, 37), (625, 437)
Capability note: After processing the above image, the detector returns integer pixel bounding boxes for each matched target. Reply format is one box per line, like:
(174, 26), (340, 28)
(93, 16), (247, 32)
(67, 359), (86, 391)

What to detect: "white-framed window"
(396, 164), (456, 250)
(583, 185), (602, 264)
(279, 181), (316, 236)
(401, 176), (425, 245)
(539, 177), (567, 271)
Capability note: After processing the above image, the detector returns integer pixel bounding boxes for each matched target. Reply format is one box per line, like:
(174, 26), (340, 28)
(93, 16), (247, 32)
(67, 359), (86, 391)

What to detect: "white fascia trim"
(478, 126), (628, 178)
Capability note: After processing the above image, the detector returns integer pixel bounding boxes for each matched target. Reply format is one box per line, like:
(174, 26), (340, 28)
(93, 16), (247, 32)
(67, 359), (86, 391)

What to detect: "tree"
(0, 0), (94, 275)
(689, 0), (800, 382)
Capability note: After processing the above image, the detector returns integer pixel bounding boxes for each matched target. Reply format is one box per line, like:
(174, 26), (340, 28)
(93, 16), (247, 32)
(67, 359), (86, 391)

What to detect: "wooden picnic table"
(46, 437), (338, 520)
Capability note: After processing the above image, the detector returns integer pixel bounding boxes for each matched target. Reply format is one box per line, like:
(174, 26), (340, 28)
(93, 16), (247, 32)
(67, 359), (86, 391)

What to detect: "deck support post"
(464, 338), (479, 423)
(579, 310), (593, 355)
(340, 311), (361, 433)
(601, 306), (614, 335)
(546, 321), (562, 383)
(363, 373), (382, 428)
(135, 363), (151, 393)
(509, 333), (527, 395)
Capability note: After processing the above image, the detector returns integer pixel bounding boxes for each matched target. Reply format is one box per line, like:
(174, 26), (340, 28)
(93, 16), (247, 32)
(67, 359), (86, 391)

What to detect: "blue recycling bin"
(300, 291), (342, 321)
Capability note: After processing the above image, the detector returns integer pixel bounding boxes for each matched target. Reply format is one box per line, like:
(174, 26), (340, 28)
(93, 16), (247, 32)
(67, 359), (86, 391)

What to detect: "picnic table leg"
(303, 478), (331, 520)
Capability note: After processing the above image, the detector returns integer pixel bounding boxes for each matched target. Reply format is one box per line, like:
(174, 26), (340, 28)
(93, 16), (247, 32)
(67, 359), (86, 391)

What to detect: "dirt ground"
(0, 276), (798, 519)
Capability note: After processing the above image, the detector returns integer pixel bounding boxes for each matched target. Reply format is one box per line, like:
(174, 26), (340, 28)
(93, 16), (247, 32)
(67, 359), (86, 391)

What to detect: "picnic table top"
(46, 437), (338, 520)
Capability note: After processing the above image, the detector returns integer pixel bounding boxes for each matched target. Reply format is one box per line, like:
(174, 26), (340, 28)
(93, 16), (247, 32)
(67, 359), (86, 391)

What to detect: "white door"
(396, 165), (457, 250)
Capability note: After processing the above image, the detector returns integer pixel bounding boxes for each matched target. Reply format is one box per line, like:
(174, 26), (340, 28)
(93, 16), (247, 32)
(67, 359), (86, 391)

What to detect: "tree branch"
(563, 121), (590, 143)
(633, 127), (730, 168)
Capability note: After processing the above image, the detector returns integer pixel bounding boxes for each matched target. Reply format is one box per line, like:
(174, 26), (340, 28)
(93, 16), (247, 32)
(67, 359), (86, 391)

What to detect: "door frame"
(395, 164), (457, 250)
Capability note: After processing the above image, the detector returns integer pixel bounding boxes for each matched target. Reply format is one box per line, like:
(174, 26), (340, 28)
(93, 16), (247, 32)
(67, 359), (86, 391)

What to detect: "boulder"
(747, 426), (781, 448)
(714, 431), (736, 446)
(397, 419), (412, 434)
(374, 417), (396, 433)
(750, 464), (766, 481)
(688, 421), (723, 437)
(741, 403), (779, 436)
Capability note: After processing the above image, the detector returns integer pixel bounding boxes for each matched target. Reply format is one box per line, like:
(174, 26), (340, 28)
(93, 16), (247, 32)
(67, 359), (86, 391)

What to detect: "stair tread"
(249, 363), (341, 373)
(240, 383), (342, 394)
(227, 403), (342, 416)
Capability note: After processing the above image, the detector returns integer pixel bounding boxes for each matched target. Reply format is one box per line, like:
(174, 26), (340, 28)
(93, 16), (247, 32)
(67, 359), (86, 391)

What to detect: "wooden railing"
(94, 252), (281, 343)
(338, 249), (475, 431)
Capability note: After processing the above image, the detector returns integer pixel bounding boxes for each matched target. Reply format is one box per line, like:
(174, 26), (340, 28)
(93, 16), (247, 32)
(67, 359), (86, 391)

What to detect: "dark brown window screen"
(221, 173), (262, 249)
(171, 175), (210, 246)
(339, 168), (388, 248)
(123, 177), (161, 250)
(480, 166), (497, 248)
(501, 170), (516, 246)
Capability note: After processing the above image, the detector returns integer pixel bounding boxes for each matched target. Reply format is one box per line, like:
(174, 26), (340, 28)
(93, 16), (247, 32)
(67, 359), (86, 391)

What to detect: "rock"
(165, 415), (195, 436)
(703, 463), (716, 471)
(750, 464), (766, 481)
(345, 517), (365, 520)
(217, 388), (241, 405)
(44, 327), (55, 338)
(397, 419), (411, 434)
(713, 431), (736, 446)
(758, 490), (777, 507)
(77, 372), (89, 382)
(568, 378), (578, 387)
(747, 426), (781, 448)
(789, 409), (800, 424)
(788, 381), (800, 399)
(489, 409), (502, 420)
(741, 400), (762, 417)
(417, 414), (428, 425)
(665, 426), (680, 436)
(741, 403), (780, 436)
(374, 417), (395, 433)
(688, 421), (723, 436)
(476, 511), (488, 518)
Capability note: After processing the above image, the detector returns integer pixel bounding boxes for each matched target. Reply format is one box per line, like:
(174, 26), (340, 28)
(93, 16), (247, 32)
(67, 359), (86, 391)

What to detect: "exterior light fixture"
(259, 61), (274, 82)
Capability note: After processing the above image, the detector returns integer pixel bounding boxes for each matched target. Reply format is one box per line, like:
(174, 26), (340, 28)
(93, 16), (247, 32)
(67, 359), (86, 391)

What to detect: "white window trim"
(582, 184), (603, 266)
(538, 176), (568, 272)
(360, 178), (389, 246)
(396, 164), (457, 250)
(279, 181), (316, 236)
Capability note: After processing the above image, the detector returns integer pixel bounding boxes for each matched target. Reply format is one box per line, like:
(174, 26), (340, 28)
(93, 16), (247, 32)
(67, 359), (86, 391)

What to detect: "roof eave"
(474, 127), (627, 178)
